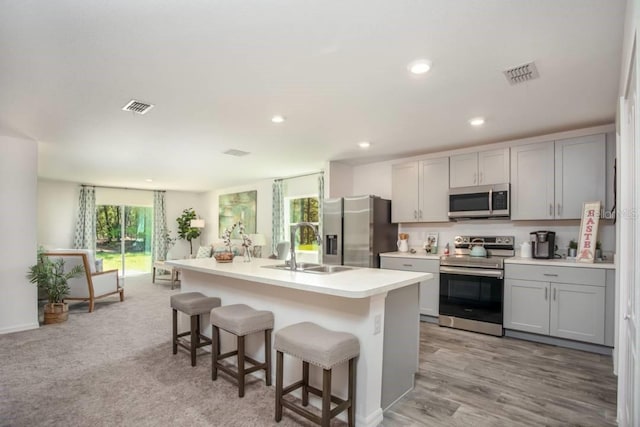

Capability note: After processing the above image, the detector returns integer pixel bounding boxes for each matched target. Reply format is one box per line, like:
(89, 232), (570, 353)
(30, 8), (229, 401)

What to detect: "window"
(285, 196), (319, 258)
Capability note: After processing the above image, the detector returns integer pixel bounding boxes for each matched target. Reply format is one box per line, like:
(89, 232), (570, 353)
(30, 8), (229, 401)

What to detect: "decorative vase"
(43, 302), (69, 324)
(243, 247), (252, 262)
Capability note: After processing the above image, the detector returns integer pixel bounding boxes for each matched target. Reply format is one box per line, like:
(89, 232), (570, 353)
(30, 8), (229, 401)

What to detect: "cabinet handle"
(553, 288), (557, 301)
(479, 172), (483, 183)
(419, 210), (422, 219)
(402, 264), (413, 267)
(414, 210), (417, 219)
(624, 314), (631, 320)
(473, 173), (477, 184)
(543, 273), (558, 277)
(557, 203), (562, 216)
(545, 287), (548, 300)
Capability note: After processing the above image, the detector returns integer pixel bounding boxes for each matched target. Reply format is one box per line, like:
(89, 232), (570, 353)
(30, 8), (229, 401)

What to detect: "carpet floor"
(0, 275), (335, 427)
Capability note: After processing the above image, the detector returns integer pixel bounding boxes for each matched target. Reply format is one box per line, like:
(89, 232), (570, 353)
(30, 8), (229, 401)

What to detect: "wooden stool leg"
(302, 361), (310, 406)
(152, 267), (156, 283)
(321, 368), (332, 427)
(172, 309), (178, 354)
(211, 325), (219, 381)
(190, 315), (198, 367)
(348, 358), (356, 427)
(265, 329), (272, 386)
(275, 351), (283, 422)
(238, 335), (245, 398)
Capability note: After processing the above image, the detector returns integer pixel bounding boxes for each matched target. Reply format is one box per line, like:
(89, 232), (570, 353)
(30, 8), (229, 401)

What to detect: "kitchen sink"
(262, 263), (355, 274)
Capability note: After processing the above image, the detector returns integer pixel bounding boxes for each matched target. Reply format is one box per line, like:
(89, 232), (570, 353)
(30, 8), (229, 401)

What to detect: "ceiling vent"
(223, 149), (250, 157)
(122, 100), (154, 114)
(503, 62), (540, 85)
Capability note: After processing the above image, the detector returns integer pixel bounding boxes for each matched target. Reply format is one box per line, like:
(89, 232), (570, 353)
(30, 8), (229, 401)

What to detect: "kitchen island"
(166, 257), (432, 427)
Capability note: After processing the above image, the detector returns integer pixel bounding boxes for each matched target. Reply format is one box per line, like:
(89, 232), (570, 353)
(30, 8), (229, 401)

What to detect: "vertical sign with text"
(576, 201), (601, 263)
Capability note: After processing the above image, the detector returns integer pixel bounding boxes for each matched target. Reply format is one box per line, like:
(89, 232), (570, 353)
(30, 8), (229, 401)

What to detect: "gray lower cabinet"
(380, 257), (439, 317)
(504, 264), (608, 345)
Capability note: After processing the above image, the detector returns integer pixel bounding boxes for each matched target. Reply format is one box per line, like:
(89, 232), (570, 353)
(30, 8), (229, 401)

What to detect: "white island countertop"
(166, 257), (432, 299)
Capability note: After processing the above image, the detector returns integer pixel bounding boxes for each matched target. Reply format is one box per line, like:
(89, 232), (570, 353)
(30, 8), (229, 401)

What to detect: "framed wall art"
(218, 190), (257, 238)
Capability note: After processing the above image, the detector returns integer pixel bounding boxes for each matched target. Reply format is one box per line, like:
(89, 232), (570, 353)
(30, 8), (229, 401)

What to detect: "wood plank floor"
(383, 322), (617, 427)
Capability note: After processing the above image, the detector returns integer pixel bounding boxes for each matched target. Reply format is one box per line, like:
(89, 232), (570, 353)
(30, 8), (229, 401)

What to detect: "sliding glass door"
(96, 205), (152, 277)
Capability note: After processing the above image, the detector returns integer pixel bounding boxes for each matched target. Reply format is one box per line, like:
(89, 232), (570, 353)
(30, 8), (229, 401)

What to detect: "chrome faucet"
(289, 222), (322, 271)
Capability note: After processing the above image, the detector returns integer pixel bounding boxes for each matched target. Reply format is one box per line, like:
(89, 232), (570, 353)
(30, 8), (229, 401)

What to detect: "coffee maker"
(530, 231), (556, 259)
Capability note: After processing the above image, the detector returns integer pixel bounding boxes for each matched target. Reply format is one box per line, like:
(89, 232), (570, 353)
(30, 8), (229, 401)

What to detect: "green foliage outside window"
(289, 197), (319, 251)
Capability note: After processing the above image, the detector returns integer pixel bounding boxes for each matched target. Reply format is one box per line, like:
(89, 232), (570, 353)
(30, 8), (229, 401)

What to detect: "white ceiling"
(0, 0), (626, 192)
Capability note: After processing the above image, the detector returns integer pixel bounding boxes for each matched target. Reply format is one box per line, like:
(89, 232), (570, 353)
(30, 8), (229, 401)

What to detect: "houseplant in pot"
(26, 251), (84, 324)
(176, 208), (202, 257)
(568, 239), (578, 258)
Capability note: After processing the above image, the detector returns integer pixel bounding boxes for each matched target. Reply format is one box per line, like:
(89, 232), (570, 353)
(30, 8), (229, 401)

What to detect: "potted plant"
(568, 239), (578, 258)
(26, 251), (84, 324)
(595, 241), (602, 260)
(176, 208), (202, 256)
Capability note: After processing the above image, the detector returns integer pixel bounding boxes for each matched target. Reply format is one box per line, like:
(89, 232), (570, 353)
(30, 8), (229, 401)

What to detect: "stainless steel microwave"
(448, 183), (510, 219)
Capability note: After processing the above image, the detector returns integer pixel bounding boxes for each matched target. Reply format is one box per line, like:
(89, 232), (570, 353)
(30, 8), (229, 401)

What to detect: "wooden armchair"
(43, 250), (124, 312)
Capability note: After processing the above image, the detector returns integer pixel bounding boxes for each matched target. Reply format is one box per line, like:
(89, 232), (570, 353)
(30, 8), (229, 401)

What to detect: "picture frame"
(218, 190), (257, 238)
(424, 232), (439, 254)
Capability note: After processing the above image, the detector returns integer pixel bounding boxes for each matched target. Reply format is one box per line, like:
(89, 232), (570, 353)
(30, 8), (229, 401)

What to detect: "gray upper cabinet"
(511, 134), (606, 220)
(392, 157), (449, 223)
(391, 162), (419, 223)
(449, 148), (509, 188)
(554, 134), (606, 219)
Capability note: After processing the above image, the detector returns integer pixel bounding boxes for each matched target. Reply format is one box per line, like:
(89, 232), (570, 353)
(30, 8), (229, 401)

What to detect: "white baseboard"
(0, 321), (40, 335)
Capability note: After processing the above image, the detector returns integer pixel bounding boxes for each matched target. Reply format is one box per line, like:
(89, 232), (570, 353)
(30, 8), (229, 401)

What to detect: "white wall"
(326, 161), (354, 198)
(38, 179), (78, 248)
(1, 135), (39, 334)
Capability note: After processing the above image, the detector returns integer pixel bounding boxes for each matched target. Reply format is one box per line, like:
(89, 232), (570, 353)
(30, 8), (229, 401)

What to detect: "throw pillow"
(196, 245), (212, 259)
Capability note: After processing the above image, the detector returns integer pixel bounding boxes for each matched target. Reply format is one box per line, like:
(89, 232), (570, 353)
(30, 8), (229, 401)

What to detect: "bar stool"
(210, 304), (274, 397)
(274, 322), (359, 427)
(170, 292), (221, 366)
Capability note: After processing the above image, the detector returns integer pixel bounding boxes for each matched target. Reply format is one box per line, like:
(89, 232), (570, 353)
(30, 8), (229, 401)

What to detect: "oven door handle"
(439, 266), (504, 279)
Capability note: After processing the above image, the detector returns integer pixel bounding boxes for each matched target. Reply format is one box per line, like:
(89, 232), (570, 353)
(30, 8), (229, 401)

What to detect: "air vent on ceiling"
(503, 62), (540, 85)
(223, 149), (250, 157)
(122, 99), (155, 114)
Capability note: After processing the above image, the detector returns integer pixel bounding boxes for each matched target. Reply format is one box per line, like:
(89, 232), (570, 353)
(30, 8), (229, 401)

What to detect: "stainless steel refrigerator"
(323, 195), (398, 268)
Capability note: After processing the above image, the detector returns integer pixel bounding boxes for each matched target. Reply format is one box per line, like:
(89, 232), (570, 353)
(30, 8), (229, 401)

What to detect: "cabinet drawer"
(505, 264), (605, 286)
(381, 257), (439, 273)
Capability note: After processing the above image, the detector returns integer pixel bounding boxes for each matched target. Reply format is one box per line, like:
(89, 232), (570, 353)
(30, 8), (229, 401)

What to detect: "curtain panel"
(272, 180), (284, 255)
(152, 191), (168, 264)
(73, 186), (96, 250)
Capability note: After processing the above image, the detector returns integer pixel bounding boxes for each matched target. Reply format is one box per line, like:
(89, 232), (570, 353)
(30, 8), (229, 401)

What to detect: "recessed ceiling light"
(145, 178), (153, 182)
(271, 115), (285, 123)
(358, 141), (371, 149)
(469, 117), (486, 126)
(408, 59), (432, 75)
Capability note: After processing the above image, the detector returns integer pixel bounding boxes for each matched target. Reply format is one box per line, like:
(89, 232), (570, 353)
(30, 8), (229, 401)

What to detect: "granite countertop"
(166, 257), (432, 299)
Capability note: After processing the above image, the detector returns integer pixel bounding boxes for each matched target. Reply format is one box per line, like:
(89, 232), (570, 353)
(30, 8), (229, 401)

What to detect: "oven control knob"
(496, 237), (503, 244)
(454, 236), (462, 244)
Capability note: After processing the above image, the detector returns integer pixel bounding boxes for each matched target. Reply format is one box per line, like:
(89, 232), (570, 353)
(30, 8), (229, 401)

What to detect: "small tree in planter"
(26, 252), (84, 324)
(176, 208), (202, 256)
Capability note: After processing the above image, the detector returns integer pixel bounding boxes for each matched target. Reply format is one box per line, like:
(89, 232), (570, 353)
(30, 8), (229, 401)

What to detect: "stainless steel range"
(439, 235), (515, 336)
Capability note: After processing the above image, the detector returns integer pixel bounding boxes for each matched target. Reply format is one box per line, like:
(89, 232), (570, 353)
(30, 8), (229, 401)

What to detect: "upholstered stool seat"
(274, 322), (359, 427)
(211, 304), (274, 397)
(170, 292), (221, 366)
